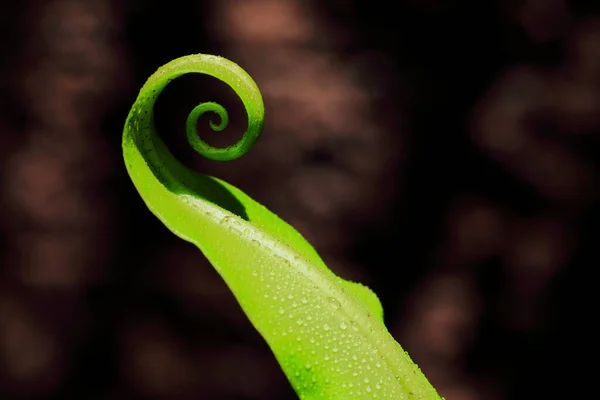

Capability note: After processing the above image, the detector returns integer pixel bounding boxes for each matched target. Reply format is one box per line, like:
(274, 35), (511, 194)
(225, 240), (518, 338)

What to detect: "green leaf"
(123, 54), (442, 399)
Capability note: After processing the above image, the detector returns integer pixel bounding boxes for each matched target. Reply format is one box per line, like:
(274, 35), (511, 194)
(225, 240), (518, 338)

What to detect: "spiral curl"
(124, 54), (264, 165)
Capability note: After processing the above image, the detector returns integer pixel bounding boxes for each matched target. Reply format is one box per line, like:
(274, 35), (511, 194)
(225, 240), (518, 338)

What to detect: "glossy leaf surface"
(122, 54), (442, 399)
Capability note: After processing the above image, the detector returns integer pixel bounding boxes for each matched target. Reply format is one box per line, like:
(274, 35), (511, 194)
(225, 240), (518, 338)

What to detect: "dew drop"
(296, 319), (304, 326)
(350, 321), (359, 331)
(323, 323), (330, 331)
(340, 321), (347, 330)
(327, 297), (341, 309)
(278, 307), (285, 315)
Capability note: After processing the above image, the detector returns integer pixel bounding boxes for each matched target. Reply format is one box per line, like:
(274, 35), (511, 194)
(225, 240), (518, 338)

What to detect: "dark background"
(1, 0), (598, 399)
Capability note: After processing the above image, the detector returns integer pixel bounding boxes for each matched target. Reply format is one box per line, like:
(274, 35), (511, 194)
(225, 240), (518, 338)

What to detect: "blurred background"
(1, 0), (599, 398)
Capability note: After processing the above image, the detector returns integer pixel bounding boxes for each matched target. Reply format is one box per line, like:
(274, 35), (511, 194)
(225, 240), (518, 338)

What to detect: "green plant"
(123, 54), (442, 399)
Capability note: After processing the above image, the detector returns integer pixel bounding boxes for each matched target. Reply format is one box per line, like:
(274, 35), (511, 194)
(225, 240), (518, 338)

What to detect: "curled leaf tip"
(124, 54), (264, 166)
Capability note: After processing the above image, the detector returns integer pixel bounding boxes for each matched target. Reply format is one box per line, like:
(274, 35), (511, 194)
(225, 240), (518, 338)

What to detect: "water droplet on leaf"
(327, 297), (341, 309)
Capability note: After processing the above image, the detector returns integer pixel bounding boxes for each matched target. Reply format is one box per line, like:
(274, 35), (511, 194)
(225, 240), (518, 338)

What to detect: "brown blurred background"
(1, 0), (599, 399)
